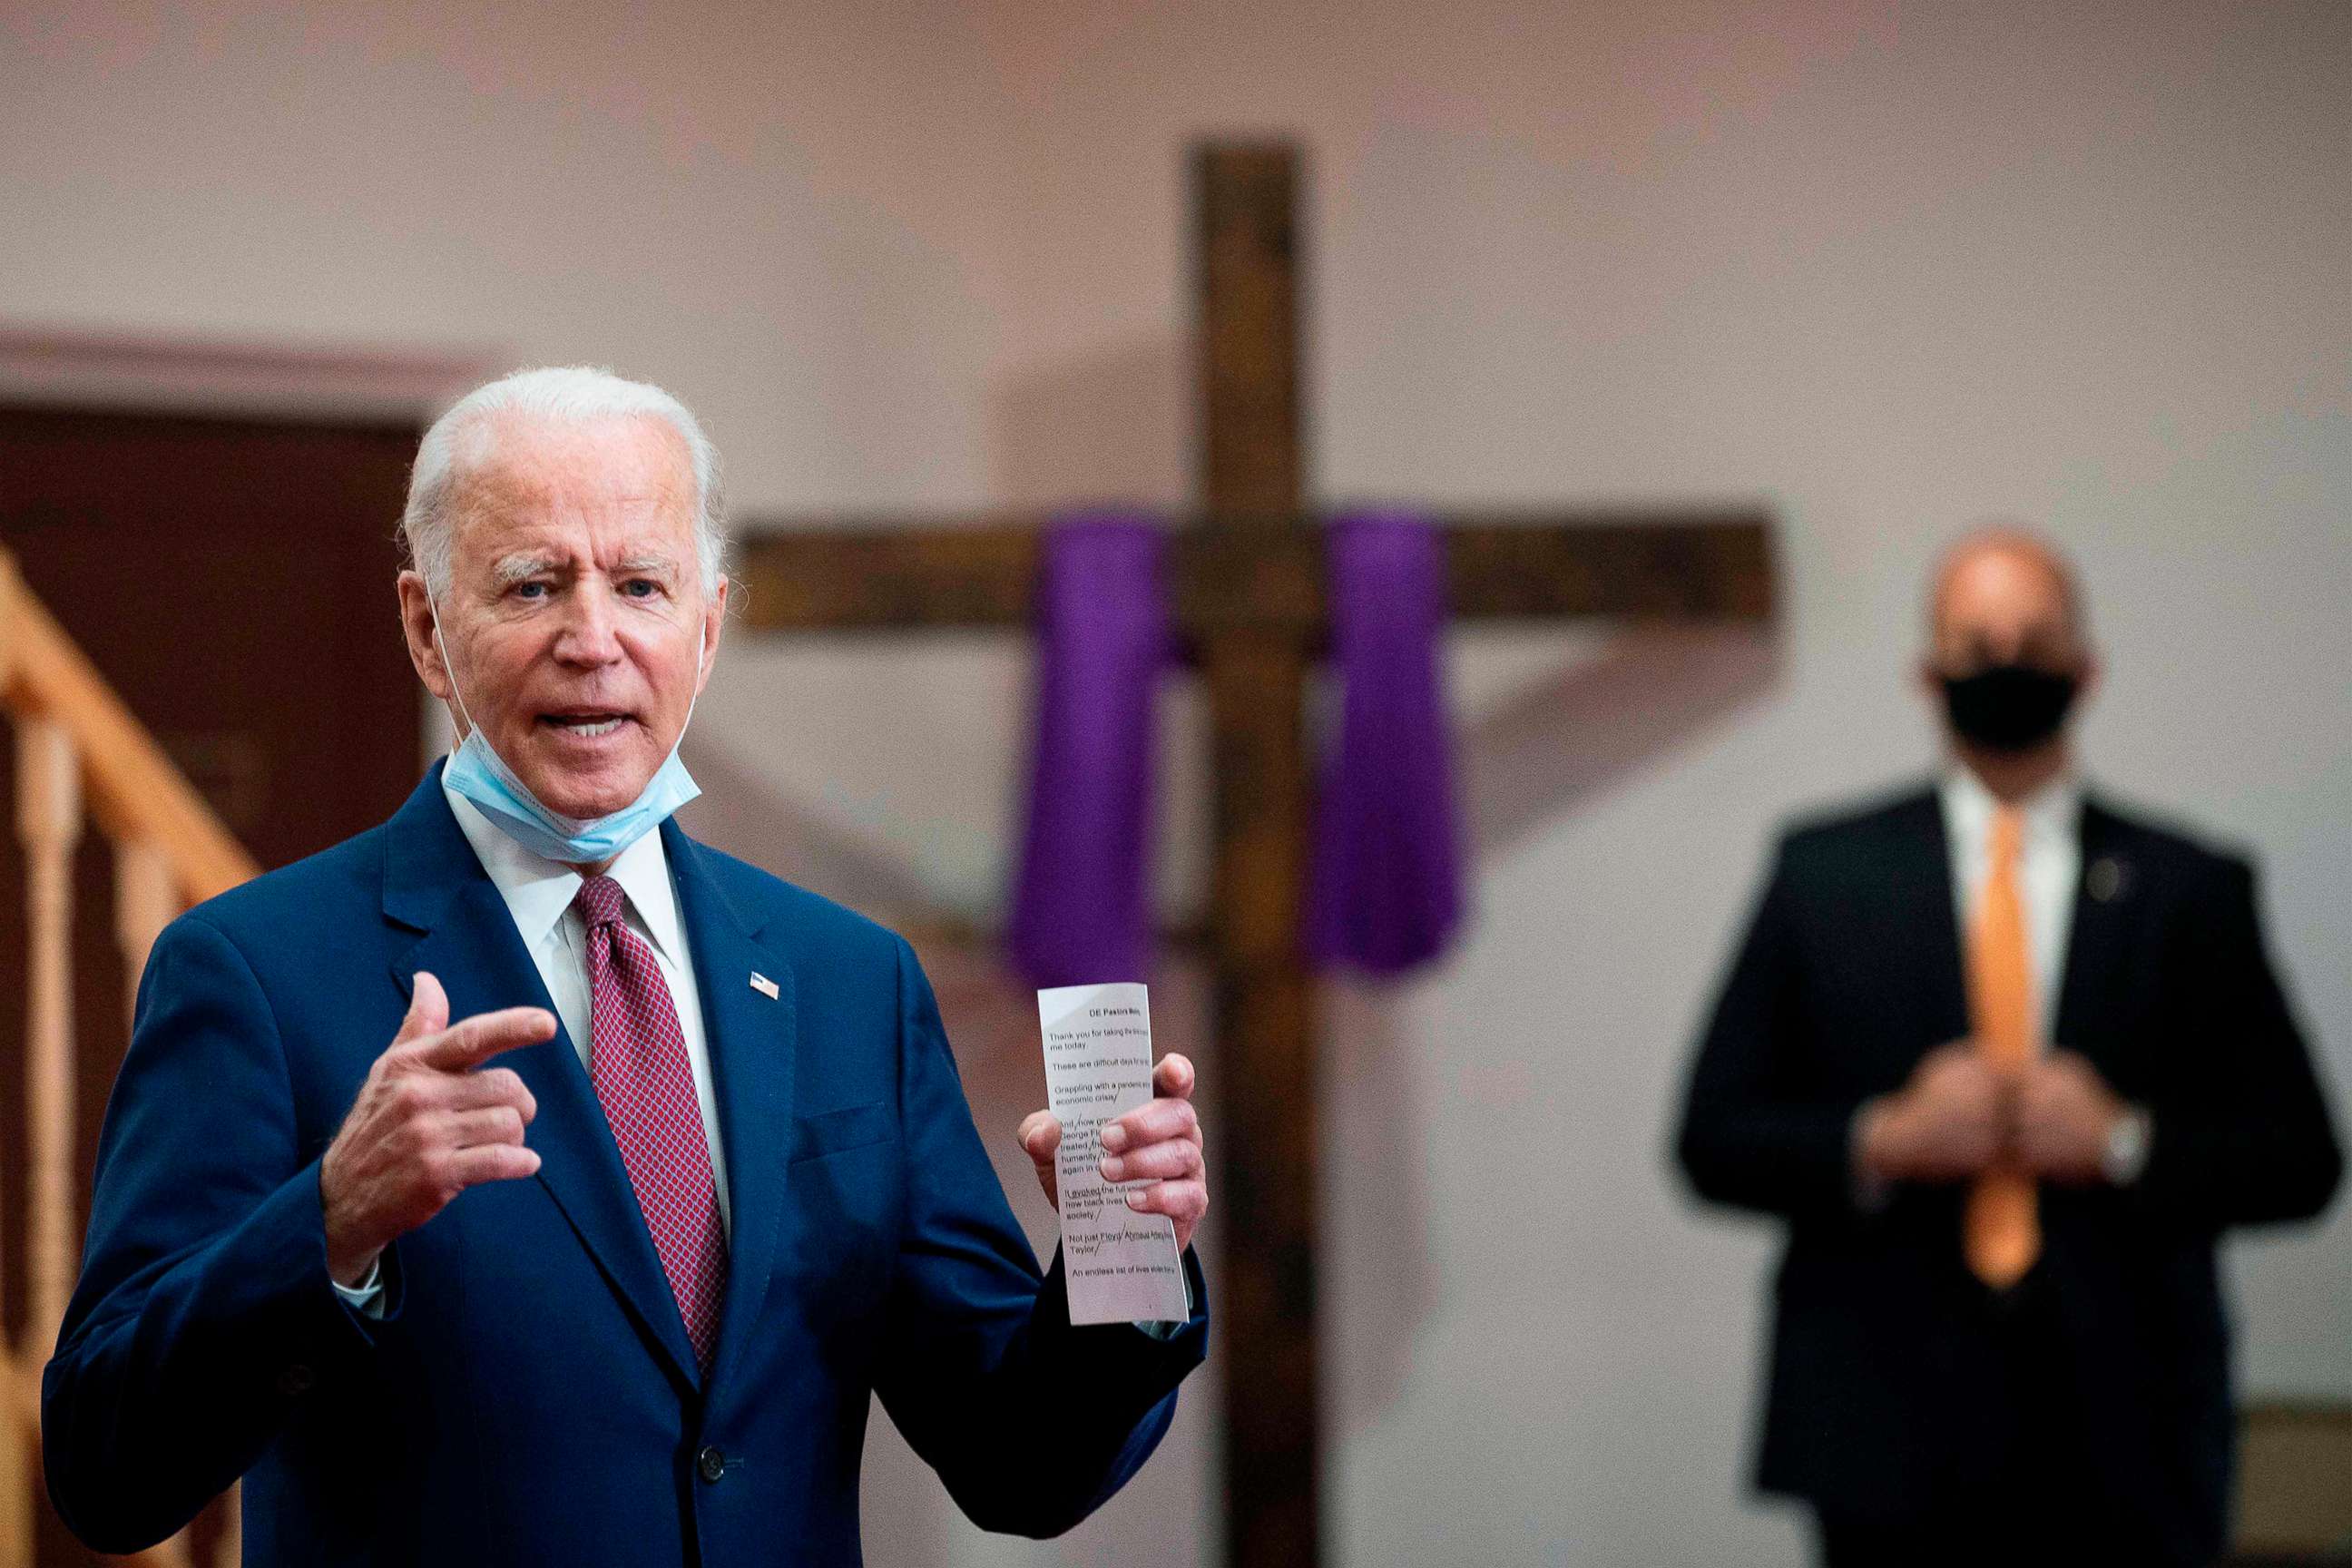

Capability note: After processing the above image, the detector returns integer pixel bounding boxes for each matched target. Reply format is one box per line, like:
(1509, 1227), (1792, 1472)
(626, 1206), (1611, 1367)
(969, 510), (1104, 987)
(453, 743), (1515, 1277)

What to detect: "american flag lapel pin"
(749, 971), (780, 1000)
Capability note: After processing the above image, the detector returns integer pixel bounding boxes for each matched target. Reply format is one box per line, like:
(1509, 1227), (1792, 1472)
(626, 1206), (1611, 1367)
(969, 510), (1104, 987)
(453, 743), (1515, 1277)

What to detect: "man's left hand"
(2013, 1051), (2126, 1185)
(1018, 1054), (1209, 1252)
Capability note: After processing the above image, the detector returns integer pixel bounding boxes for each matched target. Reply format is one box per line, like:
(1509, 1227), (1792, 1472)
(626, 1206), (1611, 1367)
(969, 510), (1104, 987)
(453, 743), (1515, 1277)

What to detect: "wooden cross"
(734, 142), (1774, 1568)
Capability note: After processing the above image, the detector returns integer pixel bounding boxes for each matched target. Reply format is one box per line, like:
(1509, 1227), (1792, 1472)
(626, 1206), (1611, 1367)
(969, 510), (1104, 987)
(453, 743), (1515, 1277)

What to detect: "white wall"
(7, 2), (2347, 1563)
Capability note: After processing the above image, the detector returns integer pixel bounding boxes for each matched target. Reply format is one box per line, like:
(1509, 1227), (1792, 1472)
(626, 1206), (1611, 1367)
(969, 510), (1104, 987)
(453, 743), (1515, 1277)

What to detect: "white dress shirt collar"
(442, 778), (688, 969)
(1938, 763), (2081, 858)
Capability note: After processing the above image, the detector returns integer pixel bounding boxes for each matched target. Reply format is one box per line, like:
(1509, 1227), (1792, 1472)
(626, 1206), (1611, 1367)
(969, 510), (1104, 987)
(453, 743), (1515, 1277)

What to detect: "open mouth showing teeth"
(544, 714), (628, 738)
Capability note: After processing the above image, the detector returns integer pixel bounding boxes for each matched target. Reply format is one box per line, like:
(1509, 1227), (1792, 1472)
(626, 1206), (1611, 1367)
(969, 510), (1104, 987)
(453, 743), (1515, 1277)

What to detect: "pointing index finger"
(413, 1006), (558, 1073)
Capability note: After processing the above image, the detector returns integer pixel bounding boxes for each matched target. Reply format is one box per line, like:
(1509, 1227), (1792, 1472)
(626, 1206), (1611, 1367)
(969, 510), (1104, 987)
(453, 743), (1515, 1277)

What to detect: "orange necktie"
(1965, 807), (2041, 1288)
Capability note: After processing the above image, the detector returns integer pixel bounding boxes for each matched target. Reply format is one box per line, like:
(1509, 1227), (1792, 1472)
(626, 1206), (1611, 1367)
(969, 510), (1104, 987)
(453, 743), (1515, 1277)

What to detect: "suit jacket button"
(697, 1445), (727, 1484)
(276, 1364), (316, 1397)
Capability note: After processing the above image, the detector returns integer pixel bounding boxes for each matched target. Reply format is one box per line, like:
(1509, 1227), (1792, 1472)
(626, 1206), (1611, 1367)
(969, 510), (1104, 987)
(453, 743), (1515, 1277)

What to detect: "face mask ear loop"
(434, 593), (709, 754)
(426, 592), (480, 740)
(681, 624), (708, 733)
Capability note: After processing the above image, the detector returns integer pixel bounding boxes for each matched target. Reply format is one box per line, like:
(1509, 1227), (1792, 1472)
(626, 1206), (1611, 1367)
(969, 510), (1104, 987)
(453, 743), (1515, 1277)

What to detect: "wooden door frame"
(1, 322), (498, 769)
(0, 321), (496, 426)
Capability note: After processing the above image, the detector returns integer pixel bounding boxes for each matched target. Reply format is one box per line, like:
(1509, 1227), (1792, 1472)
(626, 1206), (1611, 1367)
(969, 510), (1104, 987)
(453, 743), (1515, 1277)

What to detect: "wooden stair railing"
(2, 546), (259, 1568)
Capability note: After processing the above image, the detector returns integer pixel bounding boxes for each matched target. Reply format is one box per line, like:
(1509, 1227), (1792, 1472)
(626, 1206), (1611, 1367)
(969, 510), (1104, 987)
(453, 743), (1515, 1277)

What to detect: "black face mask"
(1939, 663), (2079, 752)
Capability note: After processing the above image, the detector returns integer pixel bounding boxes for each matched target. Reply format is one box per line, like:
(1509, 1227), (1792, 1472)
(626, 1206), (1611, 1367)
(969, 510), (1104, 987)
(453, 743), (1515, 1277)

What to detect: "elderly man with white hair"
(43, 367), (1212, 1566)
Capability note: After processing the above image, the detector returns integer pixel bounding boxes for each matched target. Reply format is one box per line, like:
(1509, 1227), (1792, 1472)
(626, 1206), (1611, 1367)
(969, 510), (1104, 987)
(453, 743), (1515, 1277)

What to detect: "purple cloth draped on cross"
(1007, 514), (1171, 987)
(1007, 510), (1462, 987)
(1304, 512), (1465, 975)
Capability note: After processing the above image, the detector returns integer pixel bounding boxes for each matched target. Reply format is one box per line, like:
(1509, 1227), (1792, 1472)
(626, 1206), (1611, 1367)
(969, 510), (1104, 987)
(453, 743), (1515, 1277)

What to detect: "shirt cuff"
(2102, 1104), (2154, 1187)
(1130, 1244), (1199, 1337)
(331, 1257), (387, 1319)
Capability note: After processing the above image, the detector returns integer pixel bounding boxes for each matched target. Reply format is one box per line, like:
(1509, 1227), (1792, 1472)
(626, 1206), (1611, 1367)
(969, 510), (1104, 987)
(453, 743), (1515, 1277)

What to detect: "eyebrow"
(487, 552), (681, 587)
(491, 554), (558, 588)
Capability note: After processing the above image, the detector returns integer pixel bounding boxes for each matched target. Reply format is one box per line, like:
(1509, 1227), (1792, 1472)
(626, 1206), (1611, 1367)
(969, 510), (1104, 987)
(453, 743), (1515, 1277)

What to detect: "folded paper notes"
(1036, 982), (1191, 1325)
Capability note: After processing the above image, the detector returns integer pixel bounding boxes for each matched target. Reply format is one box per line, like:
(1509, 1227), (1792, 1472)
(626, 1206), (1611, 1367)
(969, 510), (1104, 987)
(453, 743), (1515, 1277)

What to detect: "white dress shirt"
(1937, 766), (2082, 1041)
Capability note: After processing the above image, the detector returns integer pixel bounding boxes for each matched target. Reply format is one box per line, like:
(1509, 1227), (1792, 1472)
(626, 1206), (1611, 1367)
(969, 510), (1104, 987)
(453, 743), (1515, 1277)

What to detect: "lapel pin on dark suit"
(750, 972), (780, 1000)
(2086, 856), (2130, 903)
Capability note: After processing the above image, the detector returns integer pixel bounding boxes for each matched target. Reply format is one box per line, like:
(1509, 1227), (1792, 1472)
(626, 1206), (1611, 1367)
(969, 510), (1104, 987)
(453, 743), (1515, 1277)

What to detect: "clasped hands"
(1858, 1042), (2133, 1188)
(320, 972), (1210, 1291)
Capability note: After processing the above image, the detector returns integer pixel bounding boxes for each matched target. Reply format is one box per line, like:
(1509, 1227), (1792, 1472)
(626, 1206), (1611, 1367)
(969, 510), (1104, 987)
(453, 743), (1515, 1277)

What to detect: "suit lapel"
(382, 767), (701, 1390)
(1887, 789), (1972, 1049)
(2053, 795), (2139, 1073)
(662, 822), (798, 1395)
(1900, 782), (2141, 1066)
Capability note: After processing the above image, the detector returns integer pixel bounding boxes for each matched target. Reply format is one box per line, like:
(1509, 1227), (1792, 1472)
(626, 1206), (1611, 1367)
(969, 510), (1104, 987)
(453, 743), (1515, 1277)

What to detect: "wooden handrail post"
(212, 1485), (241, 1568)
(132, 1530), (198, 1567)
(0, 1368), (24, 1568)
(0, 549), (18, 689)
(114, 838), (178, 1026)
(0, 561), (24, 1563)
(0, 1208), (16, 1568)
(18, 715), (84, 1357)
(4, 550), (259, 1564)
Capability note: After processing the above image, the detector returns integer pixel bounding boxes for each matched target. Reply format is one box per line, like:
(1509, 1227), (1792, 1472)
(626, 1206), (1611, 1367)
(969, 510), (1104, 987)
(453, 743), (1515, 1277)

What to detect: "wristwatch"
(2102, 1105), (2153, 1186)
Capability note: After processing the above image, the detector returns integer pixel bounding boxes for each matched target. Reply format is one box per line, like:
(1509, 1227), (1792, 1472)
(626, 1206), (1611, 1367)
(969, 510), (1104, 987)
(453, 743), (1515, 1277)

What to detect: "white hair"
(401, 366), (729, 597)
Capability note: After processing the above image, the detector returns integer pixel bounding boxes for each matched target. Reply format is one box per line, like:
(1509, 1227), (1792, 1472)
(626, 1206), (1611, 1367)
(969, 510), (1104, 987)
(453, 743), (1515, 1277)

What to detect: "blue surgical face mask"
(428, 593), (705, 866)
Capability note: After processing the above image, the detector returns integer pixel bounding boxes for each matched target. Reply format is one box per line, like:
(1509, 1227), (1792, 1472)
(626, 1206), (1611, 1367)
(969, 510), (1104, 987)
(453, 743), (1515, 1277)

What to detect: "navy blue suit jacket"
(44, 767), (1209, 1564)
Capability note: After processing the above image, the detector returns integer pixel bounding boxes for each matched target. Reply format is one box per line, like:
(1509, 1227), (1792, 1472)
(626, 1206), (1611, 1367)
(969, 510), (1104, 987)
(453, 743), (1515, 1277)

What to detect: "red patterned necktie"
(574, 874), (728, 1373)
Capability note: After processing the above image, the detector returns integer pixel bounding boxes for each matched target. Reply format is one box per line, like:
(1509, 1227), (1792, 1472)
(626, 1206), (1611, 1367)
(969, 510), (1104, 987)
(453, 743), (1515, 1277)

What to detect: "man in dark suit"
(43, 367), (1210, 1564)
(1676, 528), (2341, 1567)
